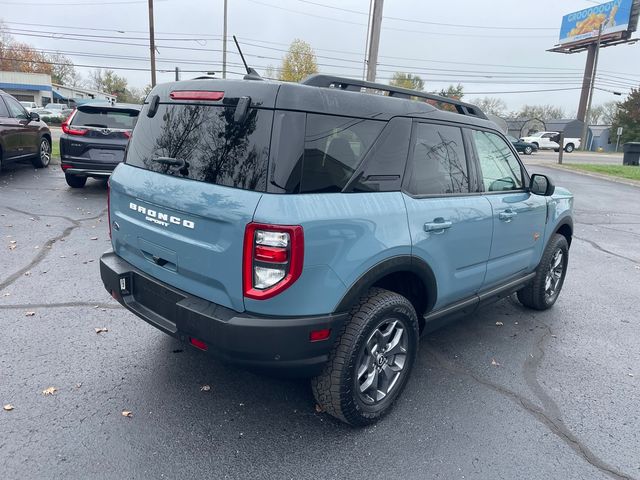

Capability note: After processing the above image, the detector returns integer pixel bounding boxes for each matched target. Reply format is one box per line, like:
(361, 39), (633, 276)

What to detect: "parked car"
(0, 90), (52, 173)
(44, 103), (73, 118)
(60, 103), (141, 188)
(19, 101), (38, 112)
(33, 107), (67, 120)
(520, 131), (581, 153)
(508, 135), (538, 155)
(100, 75), (574, 426)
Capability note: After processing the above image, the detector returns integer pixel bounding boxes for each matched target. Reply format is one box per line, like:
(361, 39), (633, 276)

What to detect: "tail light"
(61, 109), (87, 136)
(107, 179), (111, 239)
(122, 130), (132, 139)
(243, 223), (304, 300)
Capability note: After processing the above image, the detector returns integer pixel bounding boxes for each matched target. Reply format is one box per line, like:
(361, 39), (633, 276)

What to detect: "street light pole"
(148, 0), (157, 87)
(222, 0), (228, 79)
(581, 24), (603, 151)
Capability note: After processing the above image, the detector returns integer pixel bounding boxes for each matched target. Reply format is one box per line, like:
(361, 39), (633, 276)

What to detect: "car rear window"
(72, 108), (139, 130)
(125, 103), (272, 192)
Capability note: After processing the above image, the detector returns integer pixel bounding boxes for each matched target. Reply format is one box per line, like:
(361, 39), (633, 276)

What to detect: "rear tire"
(311, 288), (419, 426)
(65, 174), (87, 188)
(517, 234), (569, 310)
(32, 137), (51, 168)
(564, 143), (575, 153)
(524, 146), (533, 155)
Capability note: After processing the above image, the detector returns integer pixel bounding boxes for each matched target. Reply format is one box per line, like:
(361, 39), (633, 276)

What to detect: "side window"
(0, 98), (9, 118)
(5, 97), (28, 120)
(542, 133), (554, 139)
(300, 114), (384, 193)
(405, 123), (469, 196)
(472, 130), (524, 192)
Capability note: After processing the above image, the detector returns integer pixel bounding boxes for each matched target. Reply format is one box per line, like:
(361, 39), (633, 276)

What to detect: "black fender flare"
(333, 255), (437, 314)
(551, 216), (573, 247)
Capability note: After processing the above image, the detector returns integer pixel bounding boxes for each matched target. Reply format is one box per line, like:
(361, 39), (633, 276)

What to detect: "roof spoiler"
(301, 74), (487, 120)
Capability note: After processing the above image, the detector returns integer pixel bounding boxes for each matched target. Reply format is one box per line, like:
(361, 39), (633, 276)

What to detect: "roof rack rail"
(301, 74), (487, 120)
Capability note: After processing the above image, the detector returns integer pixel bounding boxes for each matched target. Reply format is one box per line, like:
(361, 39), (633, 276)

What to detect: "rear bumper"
(100, 251), (347, 377)
(61, 156), (119, 177)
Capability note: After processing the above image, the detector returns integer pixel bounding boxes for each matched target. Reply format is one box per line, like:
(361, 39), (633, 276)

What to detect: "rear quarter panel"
(249, 192), (411, 316)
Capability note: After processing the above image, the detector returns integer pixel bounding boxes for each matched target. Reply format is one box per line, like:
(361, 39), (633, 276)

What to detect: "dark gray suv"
(0, 90), (52, 173)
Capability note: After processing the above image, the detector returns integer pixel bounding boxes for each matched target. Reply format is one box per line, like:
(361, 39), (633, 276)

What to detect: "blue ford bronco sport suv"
(100, 74), (573, 426)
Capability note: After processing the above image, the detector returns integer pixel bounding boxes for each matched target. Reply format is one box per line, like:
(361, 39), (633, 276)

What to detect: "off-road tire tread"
(517, 234), (568, 310)
(311, 287), (418, 426)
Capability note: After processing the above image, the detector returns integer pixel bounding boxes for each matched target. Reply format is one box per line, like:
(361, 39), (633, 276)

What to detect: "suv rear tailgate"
(110, 165), (261, 312)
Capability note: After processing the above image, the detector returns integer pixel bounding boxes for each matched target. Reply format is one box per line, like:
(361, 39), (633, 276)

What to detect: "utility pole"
(366, 0), (384, 82)
(148, 0), (157, 87)
(362, 0), (373, 80)
(580, 24), (603, 151)
(222, 0), (228, 79)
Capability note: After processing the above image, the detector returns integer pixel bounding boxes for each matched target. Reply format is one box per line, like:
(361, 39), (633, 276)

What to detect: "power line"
(245, 0), (557, 39)
(293, 0), (558, 31)
(0, 0), (159, 5)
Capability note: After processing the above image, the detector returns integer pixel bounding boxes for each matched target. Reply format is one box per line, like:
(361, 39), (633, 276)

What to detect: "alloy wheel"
(544, 248), (564, 300)
(355, 319), (408, 405)
(40, 140), (51, 166)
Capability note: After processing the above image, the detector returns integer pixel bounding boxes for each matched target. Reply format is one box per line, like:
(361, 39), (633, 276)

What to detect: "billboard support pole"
(581, 24), (603, 151)
(576, 45), (597, 123)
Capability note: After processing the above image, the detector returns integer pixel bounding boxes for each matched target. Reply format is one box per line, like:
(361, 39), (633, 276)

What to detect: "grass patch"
(51, 140), (60, 159)
(563, 163), (640, 182)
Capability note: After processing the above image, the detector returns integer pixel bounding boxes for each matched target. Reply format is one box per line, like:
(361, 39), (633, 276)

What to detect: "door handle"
(424, 219), (452, 233)
(499, 210), (517, 222)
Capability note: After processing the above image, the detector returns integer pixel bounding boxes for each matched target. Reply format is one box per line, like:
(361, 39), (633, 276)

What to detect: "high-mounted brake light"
(243, 223), (304, 300)
(169, 91), (224, 101)
(61, 109), (88, 136)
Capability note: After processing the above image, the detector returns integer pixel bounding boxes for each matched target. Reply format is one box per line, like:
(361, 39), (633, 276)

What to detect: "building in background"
(0, 71), (115, 107)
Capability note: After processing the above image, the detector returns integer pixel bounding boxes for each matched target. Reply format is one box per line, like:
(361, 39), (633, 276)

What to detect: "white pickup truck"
(520, 131), (581, 153)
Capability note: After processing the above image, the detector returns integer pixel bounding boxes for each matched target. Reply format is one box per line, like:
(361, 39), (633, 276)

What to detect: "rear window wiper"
(83, 123), (109, 128)
(152, 156), (186, 168)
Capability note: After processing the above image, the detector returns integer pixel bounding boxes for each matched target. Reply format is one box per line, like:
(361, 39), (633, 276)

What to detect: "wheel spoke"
(359, 367), (379, 398)
(385, 328), (406, 357)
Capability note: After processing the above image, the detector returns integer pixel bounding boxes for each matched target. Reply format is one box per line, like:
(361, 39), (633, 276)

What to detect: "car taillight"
(243, 223), (304, 300)
(107, 179), (111, 239)
(122, 130), (131, 139)
(61, 109), (87, 136)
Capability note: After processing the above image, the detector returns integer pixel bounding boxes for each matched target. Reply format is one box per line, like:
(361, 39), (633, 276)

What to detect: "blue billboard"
(559, 0), (634, 45)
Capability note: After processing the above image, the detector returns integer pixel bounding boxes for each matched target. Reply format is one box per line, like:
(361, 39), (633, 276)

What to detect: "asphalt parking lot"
(1, 160), (638, 480)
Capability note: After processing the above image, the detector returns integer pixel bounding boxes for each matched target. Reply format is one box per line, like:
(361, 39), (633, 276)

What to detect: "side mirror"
(530, 173), (555, 196)
(29, 111), (40, 122)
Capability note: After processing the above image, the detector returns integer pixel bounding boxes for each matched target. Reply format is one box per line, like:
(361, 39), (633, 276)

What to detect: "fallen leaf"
(629, 373), (635, 377)
(315, 404), (325, 413)
(25, 311), (35, 317)
(42, 386), (57, 396)
(24, 271), (31, 276)
(95, 327), (109, 334)
(3, 292), (10, 296)
(75, 383), (82, 389)
(90, 237), (98, 241)
(495, 321), (504, 326)
(122, 410), (133, 418)
(8, 244), (16, 250)
(491, 358), (501, 367)
(3, 404), (14, 411)
(9, 240), (16, 244)
(200, 385), (211, 392)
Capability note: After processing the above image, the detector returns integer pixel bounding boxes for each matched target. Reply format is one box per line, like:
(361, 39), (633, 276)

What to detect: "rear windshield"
(72, 108), (139, 130)
(126, 103), (271, 191)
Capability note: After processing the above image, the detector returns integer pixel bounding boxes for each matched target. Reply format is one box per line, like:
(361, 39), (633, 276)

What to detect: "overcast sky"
(1, 0), (639, 114)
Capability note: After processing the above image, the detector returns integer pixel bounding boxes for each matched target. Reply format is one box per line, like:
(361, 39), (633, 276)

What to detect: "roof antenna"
(233, 35), (263, 81)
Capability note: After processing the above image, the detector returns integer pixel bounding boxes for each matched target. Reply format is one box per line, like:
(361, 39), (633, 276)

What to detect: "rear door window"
(299, 114), (384, 193)
(404, 123), (469, 196)
(126, 103), (272, 192)
(0, 98), (9, 118)
(72, 108), (139, 129)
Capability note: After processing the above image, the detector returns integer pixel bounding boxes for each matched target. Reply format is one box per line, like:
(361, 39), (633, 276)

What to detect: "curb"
(526, 162), (640, 189)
